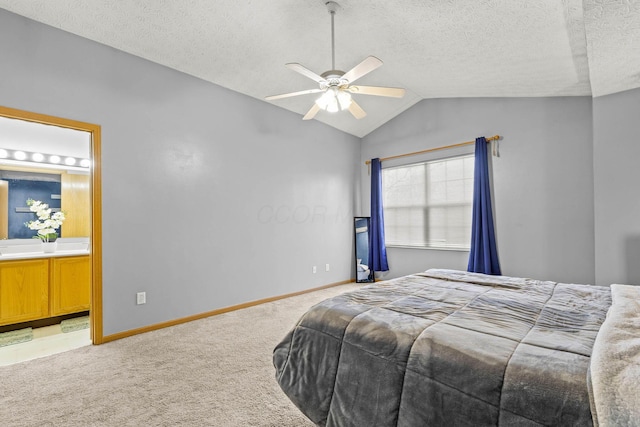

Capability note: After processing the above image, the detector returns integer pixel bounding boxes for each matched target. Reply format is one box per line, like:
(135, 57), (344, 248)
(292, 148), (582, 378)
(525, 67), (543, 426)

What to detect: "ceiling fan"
(265, 1), (405, 120)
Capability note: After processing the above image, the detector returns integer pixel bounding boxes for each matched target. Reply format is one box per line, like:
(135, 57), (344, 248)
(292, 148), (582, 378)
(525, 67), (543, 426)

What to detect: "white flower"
(52, 211), (65, 222)
(24, 199), (66, 242)
(37, 209), (52, 220)
(28, 199), (43, 210)
(28, 222), (43, 230)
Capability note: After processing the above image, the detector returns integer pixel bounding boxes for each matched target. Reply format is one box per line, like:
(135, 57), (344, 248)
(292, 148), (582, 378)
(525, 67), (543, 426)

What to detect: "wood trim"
(101, 279), (355, 343)
(0, 106), (98, 132)
(0, 105), (103, 344)
(90, 121), (103, 344)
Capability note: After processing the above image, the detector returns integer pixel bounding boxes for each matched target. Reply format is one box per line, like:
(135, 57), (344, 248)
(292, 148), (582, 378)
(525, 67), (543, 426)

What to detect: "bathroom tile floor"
(0, 324), (91, 366)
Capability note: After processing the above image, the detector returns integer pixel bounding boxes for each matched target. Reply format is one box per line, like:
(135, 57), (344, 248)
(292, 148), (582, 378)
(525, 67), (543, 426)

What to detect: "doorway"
(0, 106), (102, 345)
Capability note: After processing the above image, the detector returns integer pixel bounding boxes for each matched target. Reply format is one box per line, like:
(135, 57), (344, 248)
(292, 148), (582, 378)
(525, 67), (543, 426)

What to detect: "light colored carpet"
(60, 316), (90, 333)
(0, 283), (361, 426)
(0, 328), (33, 348)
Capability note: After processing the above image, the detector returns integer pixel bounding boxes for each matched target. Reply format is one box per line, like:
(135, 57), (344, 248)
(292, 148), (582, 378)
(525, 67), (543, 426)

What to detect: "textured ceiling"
(0, 0), (639, 137)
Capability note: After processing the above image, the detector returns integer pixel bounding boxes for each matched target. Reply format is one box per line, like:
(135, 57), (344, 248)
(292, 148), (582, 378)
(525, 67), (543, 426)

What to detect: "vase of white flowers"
(24, 199), (66, 253)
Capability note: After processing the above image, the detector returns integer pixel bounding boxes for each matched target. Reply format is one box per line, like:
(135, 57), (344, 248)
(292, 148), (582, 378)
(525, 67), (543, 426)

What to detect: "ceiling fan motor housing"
(320, 70), (349, 89)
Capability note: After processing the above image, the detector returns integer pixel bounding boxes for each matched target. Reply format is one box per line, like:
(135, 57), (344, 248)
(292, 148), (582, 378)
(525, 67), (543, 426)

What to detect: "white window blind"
(382, 155), (474, 250)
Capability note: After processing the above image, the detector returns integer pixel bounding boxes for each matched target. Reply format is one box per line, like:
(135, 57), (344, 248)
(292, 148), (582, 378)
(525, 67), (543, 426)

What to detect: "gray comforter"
(589, 284), (640, 426)
(274, 269), (612, 426)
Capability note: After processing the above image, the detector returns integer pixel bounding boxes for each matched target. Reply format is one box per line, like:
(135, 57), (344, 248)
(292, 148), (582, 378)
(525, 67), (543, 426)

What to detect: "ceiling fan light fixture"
(316, 88), (351, 113)
(326, 100), (340, 113)
(315, 89), (333, 110)
(337, 90), (352, 109)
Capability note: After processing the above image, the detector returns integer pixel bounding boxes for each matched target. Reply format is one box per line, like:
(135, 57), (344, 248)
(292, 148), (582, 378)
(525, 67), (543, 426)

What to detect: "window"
(382, 155), (474, 250)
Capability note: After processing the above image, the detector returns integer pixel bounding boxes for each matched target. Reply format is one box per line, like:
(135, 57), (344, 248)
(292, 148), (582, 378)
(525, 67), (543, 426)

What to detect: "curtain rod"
(365, 135), (501, 165)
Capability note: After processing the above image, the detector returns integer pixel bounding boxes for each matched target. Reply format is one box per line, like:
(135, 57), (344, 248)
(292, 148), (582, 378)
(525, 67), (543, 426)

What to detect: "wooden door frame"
(0, 105), (103, 344)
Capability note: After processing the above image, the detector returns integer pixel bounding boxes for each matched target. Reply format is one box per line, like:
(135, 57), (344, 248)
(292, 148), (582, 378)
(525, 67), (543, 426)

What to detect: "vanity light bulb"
(50, 155), (61, 164)
(0, 148), (8, 158)
(64, 157), (76, 166)
(14, 151), (27, 160)
(32, 152), (45, 162)
(80, 159), (91, 168)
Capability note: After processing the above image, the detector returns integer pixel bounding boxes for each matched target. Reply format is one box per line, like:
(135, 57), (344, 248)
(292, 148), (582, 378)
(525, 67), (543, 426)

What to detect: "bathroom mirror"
(0, 115), (91, 241)
(354, 217), (374, 283)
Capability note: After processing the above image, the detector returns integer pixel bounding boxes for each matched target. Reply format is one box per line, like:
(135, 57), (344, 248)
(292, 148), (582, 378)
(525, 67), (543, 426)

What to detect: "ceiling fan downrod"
(326, 1), (339, 74)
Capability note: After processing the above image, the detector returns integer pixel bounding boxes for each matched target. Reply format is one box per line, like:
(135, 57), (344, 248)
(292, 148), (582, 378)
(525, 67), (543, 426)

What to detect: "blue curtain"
(370, 158), (389, 272)
(468, 137), (501, 275)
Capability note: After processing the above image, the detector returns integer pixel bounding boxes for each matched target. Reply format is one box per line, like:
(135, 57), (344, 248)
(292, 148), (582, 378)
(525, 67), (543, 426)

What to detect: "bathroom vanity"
(0, 240), (90, 326)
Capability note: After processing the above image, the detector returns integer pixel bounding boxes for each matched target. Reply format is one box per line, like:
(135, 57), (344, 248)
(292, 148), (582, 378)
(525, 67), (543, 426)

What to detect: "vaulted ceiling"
(1, 0), (639, 137)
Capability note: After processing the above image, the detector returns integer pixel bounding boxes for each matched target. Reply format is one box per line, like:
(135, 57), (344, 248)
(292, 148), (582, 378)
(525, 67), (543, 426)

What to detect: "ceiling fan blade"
(348, 100), (367, 119)
(342, 56), (383, 84)
(302, 103), (321, 120)
(265, 88), (324, 101)
(347, 85), (405, 98)
(286, 63), (326, 83)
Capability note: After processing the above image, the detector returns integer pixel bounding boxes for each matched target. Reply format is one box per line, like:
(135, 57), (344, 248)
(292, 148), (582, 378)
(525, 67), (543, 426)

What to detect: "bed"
(273, 269), (635, 426)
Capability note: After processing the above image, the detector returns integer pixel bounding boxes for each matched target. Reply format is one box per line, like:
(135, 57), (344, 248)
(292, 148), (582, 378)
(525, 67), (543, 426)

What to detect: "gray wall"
(361, 97), (596, 284)
(0, 10), (360, 336)
(593, 87), (640, 286)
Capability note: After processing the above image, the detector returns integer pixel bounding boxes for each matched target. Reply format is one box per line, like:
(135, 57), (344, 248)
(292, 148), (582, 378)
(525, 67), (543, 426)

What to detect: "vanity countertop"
(0, 249), (90, 261)
(0, 241), (90, 261)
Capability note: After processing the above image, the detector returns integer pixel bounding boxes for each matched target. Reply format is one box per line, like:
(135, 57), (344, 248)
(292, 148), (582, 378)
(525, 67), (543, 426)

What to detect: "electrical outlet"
(325, 263), (330, 272)
(136, 292), (146, 305)
(312, 266), (317, 274)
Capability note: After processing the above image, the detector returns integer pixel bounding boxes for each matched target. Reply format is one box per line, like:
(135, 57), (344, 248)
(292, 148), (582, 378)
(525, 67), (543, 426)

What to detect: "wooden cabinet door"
(0, 259), (49, 325)
(50, 256), (90, 316)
